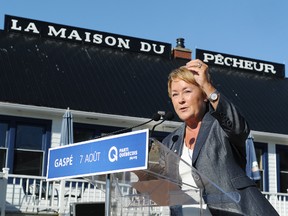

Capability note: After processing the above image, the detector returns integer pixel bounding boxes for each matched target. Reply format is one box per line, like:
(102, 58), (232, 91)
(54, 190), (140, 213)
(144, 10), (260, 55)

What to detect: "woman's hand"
(185, 59), (211, 91)
(185, 59), (219, 108)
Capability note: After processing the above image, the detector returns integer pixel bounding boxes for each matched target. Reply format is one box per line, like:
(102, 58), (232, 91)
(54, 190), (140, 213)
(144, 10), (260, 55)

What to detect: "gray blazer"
(162, 94), (279, 216)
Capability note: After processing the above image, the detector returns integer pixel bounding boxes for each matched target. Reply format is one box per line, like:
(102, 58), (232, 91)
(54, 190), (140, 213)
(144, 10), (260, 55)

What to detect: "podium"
(84, 138), (241, 216)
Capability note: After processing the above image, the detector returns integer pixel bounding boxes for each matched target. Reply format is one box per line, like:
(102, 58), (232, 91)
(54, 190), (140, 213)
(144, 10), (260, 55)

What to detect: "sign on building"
(196, 49), (285, 78)
(4, 15), (172, 59)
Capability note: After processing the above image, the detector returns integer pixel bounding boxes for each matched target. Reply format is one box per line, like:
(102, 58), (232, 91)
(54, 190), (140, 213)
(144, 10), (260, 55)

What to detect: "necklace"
(185, 137), (196, 149)
(185, 123), (200, 149)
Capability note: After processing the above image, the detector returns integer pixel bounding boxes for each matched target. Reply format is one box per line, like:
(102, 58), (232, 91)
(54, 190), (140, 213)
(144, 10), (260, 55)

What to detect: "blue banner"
(47, 129), (149, 180)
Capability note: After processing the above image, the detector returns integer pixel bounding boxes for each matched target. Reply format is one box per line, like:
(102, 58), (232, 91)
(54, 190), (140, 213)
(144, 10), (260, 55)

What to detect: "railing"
(263, 192), (288, 216)
(3, 172), (166, 216)
(1, 170), (288, 216)
(4, 173), (108, 215)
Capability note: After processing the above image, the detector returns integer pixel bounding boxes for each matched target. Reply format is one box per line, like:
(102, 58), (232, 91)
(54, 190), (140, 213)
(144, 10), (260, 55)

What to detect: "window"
(0, 149), (6, 170)
(13, 149), (43, 175)
(74, 126), (97, 143)
(73, 123), (126, 143)
(276, 145), (288, 193)
(0, 122), (8, 170)
(254, 142), (268, 191)
(15, 124), (44, 150)
(73, 123), (169, 144)
(13, 124), (46, 175)
(0, 115), (51, 176)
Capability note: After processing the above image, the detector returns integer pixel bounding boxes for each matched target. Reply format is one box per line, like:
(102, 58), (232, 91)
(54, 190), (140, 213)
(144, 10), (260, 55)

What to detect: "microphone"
(150, 111), (174, 137)
(95, 112), (161, 139)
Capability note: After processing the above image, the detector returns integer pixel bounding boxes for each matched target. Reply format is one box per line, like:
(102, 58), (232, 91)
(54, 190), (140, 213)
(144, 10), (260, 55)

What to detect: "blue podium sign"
(47, 129), (149, 180)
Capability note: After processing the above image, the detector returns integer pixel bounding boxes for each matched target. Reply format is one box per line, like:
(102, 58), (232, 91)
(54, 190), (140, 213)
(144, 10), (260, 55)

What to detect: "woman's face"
(170, 78), (206, 123)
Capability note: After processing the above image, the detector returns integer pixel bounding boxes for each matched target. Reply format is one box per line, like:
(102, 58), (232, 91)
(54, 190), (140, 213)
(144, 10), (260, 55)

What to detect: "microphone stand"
(95, 113), (161, 139)
(150, 111), (174, 138)
(149, 111), (174, 152)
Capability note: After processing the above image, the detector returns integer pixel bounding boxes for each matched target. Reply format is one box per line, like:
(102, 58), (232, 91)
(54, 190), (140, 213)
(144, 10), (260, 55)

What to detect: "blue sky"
(1, 0), (288, 77)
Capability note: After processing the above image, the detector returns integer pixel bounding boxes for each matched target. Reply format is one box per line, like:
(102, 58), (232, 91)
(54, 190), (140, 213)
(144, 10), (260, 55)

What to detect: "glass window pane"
(256, 170), (264, 191)
(0, 148), (7, 169)
(74, 127), (96, 143)
(13, 150), (43, 176)
(254, 144), (265, 191)
(73, 124), (125, 143)
(0, 123), (8, 147)
(16, 124), (44, 150)
(255, 148), (263, 170)
(278, 149), (288, 193)
(280, 172), (288, 193)
(279, 151), (288, 172)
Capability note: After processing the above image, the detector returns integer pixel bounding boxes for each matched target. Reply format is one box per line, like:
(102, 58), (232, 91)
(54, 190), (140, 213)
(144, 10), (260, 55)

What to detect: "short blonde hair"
(168, 66), (207, 98)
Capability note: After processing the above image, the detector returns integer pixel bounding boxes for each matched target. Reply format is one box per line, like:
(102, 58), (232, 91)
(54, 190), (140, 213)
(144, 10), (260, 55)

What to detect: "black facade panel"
(0, 30), (288, 134)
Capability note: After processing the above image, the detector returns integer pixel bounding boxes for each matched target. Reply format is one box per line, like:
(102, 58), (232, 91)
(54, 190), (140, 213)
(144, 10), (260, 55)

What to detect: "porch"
(1, 168), (287, 216)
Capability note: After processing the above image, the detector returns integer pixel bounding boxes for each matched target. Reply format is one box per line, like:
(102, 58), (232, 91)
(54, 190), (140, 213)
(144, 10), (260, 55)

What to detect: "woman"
(162, 59), (279, 215)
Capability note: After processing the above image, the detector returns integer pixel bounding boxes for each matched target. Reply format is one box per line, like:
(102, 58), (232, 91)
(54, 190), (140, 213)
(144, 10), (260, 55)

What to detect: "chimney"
(172, 38), (192, 60)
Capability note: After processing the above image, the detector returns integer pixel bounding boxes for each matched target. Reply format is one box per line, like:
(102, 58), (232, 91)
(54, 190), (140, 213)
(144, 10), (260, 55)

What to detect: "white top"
(179, 142), (212, 216)
(179, 143), (196, 190)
